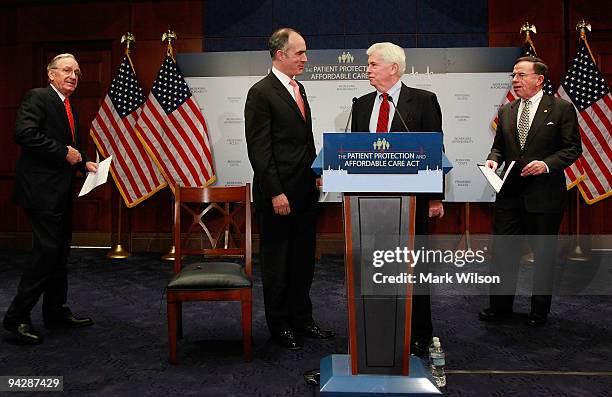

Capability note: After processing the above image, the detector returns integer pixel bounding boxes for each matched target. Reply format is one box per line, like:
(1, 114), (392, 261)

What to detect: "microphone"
(387, 96), (410, 132)
(343, 97), (358, 132)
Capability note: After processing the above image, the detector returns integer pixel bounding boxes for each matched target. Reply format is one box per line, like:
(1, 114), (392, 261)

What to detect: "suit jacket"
(13, 86), (87, 211)
(244, 72), (318, 213)
(351, 83), (445, 204)
(488, 94), (581, 213)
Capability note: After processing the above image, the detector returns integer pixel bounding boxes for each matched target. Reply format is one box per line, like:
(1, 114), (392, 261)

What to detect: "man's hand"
(428, 200), (444, 218)
(485, 159), (498, 172)
(272, 193), (291, 216)
(66, 146), (82, 165)
(85, 161), (98, 173)
(521, 160), (547, 176)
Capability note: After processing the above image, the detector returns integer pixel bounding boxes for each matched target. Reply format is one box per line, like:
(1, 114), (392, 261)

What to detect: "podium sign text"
(322, 132), (443, 193)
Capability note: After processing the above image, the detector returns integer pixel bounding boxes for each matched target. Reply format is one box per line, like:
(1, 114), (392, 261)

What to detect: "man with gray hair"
(351, 42), (444, 357)
(3, 53), (97, 344)
(244, 28), (334, 350)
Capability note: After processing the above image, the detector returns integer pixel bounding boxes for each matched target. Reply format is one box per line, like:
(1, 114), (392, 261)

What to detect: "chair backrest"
(173, 184), (251, 277)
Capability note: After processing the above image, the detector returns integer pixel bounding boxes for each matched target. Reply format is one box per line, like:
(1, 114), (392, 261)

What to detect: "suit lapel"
(357, 92), (376, 132)
(268, 73), (307, 123)
(391, 83), (413, 132)
(523, 94), (552, 150)
(47, 86), (74, 143)
(508, 99), (521, 148)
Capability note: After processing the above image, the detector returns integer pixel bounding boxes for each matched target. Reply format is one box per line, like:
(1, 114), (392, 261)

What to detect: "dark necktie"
(376, 93), (389, 133)
(64, 98), (75, 141)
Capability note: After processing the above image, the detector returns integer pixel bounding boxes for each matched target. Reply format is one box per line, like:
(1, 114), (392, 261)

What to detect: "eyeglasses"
(509, 72), (538, 79)
(51, 67), (82, 78)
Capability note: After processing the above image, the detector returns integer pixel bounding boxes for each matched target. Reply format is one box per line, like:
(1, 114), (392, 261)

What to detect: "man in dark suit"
(351, 42), (444, 357)
(244, 28), (334, 350)
(479, 56), (581, 327)
(3, 53), (97, 344)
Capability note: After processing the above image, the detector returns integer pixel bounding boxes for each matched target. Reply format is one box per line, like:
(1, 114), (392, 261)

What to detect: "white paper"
(478, 161), (515, 193)
(79, 155), (112, 197)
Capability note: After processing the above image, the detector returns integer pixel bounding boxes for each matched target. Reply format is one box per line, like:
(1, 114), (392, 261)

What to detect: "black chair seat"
(167, 262), (252, 290)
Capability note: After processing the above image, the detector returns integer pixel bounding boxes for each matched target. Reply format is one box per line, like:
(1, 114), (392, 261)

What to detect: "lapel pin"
(543, 109), (548, 113)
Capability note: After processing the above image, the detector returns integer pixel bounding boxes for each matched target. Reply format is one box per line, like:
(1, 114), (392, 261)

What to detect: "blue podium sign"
(322, 132), (443, 193)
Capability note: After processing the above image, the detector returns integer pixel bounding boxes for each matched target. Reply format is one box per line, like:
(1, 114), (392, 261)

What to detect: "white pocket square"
(546, 121), (554, 125)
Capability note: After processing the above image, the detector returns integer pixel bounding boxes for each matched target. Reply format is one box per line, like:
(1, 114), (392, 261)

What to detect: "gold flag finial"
(576, 20), (595, 64)
(121, 32), (135, 55)
(520, 22), (537, 39)
(576, 19), (592, 34)
(162, 29), (177, 59)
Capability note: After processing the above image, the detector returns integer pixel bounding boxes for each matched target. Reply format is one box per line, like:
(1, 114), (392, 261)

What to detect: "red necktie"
(376, 93), (389, 133)
(289, 79), (306, 120)
(64, 98), (75, 141)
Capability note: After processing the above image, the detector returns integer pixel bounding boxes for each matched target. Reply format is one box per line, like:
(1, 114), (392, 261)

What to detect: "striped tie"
(376, 93), (390, 133)
(518, 99), (531, 149)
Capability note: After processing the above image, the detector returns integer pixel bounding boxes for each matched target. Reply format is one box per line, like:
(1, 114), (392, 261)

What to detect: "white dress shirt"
(368, 79), (402, 133)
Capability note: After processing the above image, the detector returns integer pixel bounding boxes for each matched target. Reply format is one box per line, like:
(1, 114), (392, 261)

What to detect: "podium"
(316, 132), (447, 396)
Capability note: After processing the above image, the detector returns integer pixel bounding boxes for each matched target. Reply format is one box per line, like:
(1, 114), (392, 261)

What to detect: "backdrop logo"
(338, 51), (355, 63)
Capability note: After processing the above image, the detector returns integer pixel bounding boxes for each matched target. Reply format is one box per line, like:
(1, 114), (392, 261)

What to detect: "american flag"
(136, 55), (215, 190)
(557, 39), (612, 204)
(90, 55), (166, 207)
(491, 36), (554, 131)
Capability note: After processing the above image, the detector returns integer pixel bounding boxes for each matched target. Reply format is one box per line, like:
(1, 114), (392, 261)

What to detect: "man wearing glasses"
(479, 56), (581, 327)
(3, 53), (98, 344)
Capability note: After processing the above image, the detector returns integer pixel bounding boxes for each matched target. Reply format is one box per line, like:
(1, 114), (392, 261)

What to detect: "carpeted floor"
(0, 249), (611, 396)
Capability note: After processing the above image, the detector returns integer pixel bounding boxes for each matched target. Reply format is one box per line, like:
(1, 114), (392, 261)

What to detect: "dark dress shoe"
(303, 368), (320, 386)
(3, 322), (43, 344)
(44, 312), (93, 329)
(301, 323), (335, 339)
(273, 329), (302, 350)
(525, 313), (547, 327)
(478, 308), (512, 322)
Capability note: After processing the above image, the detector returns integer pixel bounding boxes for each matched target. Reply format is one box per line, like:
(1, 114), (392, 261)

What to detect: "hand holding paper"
(478, 160), (515, 193)
(79, 154), (112, 197)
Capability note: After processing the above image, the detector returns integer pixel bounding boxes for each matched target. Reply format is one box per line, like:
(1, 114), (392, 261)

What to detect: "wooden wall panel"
(131, 1), (204, 41)
(129, 189), (173, 233)
(568, 2), (612, 86)
(130, 38), (204, 90)
(489, 0), (612, 236)
(16, 3), (130, 42)
(488, 32), (566, 85)
(488, 0), (564, 34)
(0, 0), (608, 249)
(0, 108), (18, 175)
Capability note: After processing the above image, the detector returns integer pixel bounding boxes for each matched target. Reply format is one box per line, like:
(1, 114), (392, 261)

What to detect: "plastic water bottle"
(430, 340), (446, 388)
(429, 337), (440, 357)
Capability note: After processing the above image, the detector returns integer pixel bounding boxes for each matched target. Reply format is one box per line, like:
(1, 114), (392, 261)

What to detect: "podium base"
(320, 354), (441, 396)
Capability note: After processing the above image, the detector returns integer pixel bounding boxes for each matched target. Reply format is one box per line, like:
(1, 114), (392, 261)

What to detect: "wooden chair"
(167, 184), (252, 364)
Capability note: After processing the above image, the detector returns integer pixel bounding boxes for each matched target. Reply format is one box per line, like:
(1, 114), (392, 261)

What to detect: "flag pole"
(161, 29), (178, 262)
(567, 189), (589, 261)
(107, 195), (130, 259)
(519, 22), (537, 265)
(567, 20), (592, 263)
(107, 33), (136, 260)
